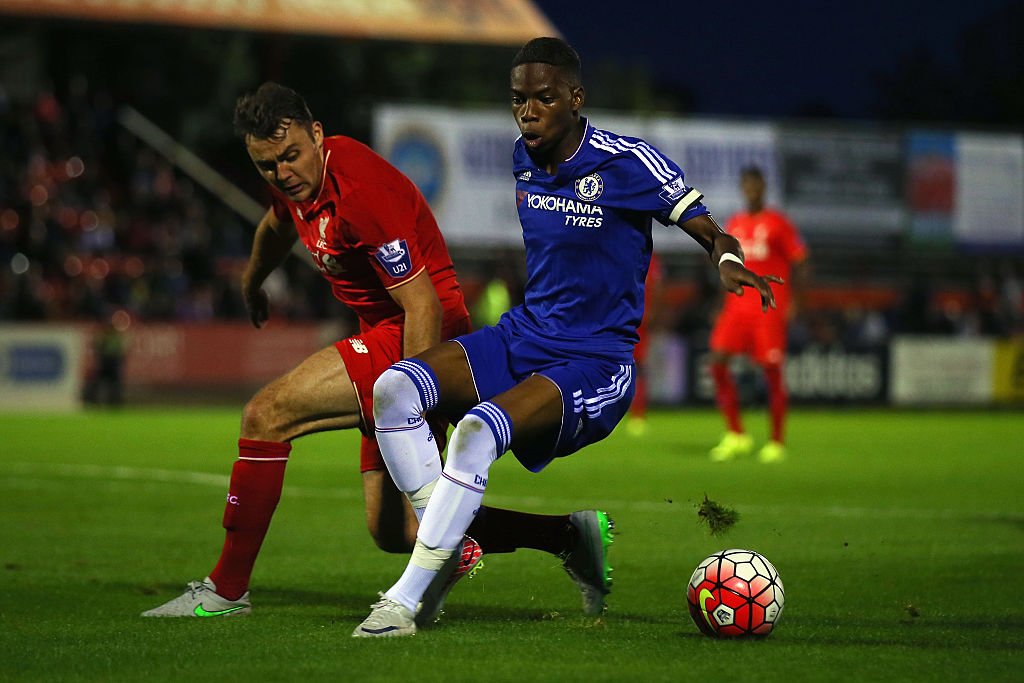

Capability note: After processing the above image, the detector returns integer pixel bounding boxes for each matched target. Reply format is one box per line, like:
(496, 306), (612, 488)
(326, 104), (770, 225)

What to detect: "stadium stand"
(2, 85), (1022, 346)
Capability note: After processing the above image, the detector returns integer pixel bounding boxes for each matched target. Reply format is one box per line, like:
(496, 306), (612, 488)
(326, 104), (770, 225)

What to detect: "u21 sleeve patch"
(374, 239), (413, 278)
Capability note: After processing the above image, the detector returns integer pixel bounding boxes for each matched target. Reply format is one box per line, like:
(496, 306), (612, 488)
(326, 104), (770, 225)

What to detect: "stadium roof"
(0, 0), (558, 46)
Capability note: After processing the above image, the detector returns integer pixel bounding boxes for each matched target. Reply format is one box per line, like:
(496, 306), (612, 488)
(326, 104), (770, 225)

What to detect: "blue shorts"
(454, 322), (635, 472)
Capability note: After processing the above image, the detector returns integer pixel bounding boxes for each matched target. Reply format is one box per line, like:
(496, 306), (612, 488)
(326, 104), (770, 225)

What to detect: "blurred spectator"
(999, 261), (1023, 334)
(471, 261), (517, 329)
(841, 307), (890, 348)
(0, 81), (306, 324)
(82, 319), (127, 406)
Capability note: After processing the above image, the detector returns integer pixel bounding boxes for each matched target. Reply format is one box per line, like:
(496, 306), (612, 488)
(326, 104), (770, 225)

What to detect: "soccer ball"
(686, 548), (785, 638)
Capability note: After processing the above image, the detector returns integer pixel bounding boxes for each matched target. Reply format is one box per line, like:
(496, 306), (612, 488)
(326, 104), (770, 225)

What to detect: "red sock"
(208, 439), (291, 600)
(711, 361), (743, 433)
(763, 364), (787, 444)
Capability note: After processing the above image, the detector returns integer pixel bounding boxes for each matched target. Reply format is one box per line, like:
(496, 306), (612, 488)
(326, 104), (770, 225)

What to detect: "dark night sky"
(532, 0), (1017, 119)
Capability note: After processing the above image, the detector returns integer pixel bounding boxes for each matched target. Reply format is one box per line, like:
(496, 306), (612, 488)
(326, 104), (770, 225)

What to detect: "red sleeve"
(348, 183), (426, 289)
(724, 212), (741, 234)
(775, 212), (808, 264)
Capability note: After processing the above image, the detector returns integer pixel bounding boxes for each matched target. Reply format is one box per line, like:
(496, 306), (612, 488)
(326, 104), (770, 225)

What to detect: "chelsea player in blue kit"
(354, 37), (781, 637)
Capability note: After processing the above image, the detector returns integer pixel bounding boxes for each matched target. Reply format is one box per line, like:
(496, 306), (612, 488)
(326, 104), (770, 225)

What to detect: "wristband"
(718, 252), (744, 268)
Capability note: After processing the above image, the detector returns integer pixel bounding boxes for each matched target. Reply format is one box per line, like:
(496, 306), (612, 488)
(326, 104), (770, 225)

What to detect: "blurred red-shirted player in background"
(626, 252), (664, 435)
(708, 166), (808, 463)
(143, 83), (585, 618)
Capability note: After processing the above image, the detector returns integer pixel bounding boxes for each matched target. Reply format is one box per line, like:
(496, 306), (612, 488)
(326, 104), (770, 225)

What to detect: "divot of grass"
(697, 494), (739, 536)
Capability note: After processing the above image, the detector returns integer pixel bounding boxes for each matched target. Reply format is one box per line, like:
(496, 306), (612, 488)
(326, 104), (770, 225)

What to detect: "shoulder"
(324, 135), (383, 171)
(726, 211), (748, 228)
(764, 208), (797, 230)
(512, 136), (528, 170)
(585, 127), (679, 183)
(325, 136), (413, 200)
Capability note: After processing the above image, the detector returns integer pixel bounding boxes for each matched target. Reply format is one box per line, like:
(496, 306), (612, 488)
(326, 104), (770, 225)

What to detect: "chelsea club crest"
(574, 173), (604, 201)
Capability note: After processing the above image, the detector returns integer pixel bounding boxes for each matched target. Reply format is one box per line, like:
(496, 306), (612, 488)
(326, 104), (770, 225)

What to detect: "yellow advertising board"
(0, 0), (557, 46)
(993, 339), (1024, 403)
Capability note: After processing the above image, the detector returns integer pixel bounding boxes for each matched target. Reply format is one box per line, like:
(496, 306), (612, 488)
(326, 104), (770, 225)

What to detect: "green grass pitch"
(2, 407), (1021, 681)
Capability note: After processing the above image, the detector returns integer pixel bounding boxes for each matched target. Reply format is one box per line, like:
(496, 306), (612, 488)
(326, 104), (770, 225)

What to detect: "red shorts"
(709, 306), (787, 366)
(335, 314), (472, 472)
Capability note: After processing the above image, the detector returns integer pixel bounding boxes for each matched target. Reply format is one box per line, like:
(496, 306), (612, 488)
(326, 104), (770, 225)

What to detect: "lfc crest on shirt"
(316, 214), (330, 249)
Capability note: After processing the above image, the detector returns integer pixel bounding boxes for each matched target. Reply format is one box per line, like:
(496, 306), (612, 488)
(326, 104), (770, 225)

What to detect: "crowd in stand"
(2, 85), (1022, 342)
(0, 83), (343, 328)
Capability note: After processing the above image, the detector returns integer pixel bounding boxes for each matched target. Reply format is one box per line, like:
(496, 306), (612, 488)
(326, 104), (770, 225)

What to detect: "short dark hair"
(740, 165), (764, 180)
(511, 37), (581, 86)
(233, 82), (314, 141)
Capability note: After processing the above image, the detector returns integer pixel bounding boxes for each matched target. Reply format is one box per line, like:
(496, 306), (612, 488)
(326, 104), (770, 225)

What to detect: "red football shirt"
(271, 136), (466, 329)
(723, 207), (807, 316)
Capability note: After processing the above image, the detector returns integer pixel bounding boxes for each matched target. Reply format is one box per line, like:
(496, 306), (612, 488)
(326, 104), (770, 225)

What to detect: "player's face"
(510, 63), (584, 165)
(246, 120), (325, 203)
(741, 174), (765, 209)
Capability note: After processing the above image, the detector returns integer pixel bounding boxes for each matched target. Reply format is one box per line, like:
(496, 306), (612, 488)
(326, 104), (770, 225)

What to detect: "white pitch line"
(5, 461), (361, 501)
(3, 462), (1014, 521)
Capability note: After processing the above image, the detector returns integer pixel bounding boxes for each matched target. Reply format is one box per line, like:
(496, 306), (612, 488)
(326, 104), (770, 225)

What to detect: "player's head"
(739, 165), (766, 210)
(510, 37), (585, 162)
(512, 37), (582, 87)
(234, 82), (325, 203)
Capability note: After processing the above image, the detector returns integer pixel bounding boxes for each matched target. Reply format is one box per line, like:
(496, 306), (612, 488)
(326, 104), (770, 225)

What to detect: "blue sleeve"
(598, 138), (708, 226)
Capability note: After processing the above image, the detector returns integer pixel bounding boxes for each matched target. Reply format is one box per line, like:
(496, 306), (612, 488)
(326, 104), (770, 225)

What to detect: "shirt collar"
(563, 117), (591, 164)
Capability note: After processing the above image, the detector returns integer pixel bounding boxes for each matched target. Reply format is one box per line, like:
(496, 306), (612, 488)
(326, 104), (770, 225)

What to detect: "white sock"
(385, 539), (454, 611)
(386, 564), (438, 613)
(416, 407), (506, 551)
(386, 406), (509, 610)
(408, 479), (437, 522)
(373, 362), (443, 494)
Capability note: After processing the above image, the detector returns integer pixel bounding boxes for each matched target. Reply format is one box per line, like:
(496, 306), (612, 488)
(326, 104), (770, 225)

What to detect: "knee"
(446, 413), (497, 474)
(240, 386), (282, 440)
(366, 519), (415, 554)
(373, 367), (416, 424)
(370, 528), (414, 554)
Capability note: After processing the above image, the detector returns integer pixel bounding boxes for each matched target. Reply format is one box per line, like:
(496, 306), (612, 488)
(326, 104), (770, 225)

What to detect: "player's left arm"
(781, 216), (811, 320)
(679, 213), (783, 312)
(387, 269), (444, 358)
(788, 257), (811, 320)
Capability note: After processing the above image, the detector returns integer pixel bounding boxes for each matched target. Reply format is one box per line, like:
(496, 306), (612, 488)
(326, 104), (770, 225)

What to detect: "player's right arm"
(241, 206), (298, 328)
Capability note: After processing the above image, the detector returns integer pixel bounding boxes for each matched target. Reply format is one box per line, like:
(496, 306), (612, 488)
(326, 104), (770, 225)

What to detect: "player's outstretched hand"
(719, 261), (784, 313)
(241, 278), (270, 328)
(246, 288), (270, 328)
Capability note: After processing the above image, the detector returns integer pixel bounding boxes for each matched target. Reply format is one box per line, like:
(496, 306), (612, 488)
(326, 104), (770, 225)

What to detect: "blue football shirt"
(502, 118), (708, 362)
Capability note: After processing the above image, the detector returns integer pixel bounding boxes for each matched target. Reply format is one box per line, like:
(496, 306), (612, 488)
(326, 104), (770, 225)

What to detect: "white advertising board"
(0, 325), (85, 411)
(374, 105), (761, 251)
(954, 133), (1024, 246)
(889, 336), (994, 405)
(375, 105), (522, 247)
(646, 119), (779, 225)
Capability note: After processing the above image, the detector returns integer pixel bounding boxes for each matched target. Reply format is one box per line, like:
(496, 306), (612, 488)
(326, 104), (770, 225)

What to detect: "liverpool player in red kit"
(143, 83), (609, 619)
(708, 166), (808, 463)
